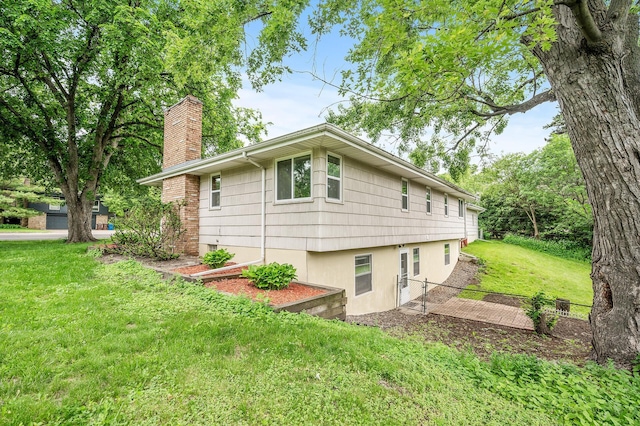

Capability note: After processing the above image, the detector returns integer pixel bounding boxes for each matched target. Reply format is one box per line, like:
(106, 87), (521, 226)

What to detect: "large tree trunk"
(61, 190), (96, 243)
(533, 5), (640, 367)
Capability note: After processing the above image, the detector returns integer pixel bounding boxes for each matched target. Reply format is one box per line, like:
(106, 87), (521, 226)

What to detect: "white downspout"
(243, 151), (266, 261)
(190, 152), (266, 278)
(190, 258), (263, 277)
(463, 200), (467, 240)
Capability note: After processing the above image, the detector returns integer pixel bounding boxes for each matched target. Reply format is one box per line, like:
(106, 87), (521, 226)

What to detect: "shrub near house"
(202, 249), (234, 269)
(241, 263), (297, 290)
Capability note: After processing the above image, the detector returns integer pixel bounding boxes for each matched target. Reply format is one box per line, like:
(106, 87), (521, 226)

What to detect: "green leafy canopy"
(0, 0), (310, 240)
(309, 0), (558, 176)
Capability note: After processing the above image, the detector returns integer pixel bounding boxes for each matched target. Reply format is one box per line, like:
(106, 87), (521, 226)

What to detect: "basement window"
(444, 243), (451, 266)
(355, 254), (372, 296)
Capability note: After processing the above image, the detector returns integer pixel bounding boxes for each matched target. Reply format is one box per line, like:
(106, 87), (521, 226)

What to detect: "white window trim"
(401, 178), (409, 212)
(444, 243), (451, 266)
(354, 253), (373, 297)
(326, 152), (343, 203)
(49, 196), (62, 211)
(444, 193), (449, 217)
(458, 198), (465, 218)
(209, 173), (221, 210)
(413, 247), (420, 276)
(92, 200), (100, 213)
(274, 151), (313, 204)
(425, 187), (432, 215)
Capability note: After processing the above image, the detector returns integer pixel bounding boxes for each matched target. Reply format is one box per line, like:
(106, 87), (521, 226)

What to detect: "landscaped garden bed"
(171, 262), (346, 320)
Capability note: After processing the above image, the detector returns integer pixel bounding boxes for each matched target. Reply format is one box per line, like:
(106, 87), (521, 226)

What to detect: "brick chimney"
(161, 95), (203, 256)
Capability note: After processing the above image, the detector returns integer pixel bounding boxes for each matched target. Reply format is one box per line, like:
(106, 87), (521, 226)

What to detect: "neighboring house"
(139, 96), (482, 315)
(27, 196), (111, 230)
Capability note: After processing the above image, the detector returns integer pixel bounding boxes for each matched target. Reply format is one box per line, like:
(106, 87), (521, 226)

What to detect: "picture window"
(276, 154), (311, 201)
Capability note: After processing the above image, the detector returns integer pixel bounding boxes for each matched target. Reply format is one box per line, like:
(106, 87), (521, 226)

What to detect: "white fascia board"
(138, 123), (478, 201)
(137, 124), (333, 186)
(321, 125), (478, 201)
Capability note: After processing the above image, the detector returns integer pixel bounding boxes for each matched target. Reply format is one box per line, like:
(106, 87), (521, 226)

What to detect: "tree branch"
(470, 89), (556, 117)
(243, 10), (272, 25)
(113, 120), (162, 131)
(39, 52), (69, 102)
(113, 133), (162, 151)
(448, 123), (482, 153)
(566, 0), (603, 43)
(608, 0), (633, 22)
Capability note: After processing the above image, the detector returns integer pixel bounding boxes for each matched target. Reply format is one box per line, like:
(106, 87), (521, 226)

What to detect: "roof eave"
(138, 123), (478, 201)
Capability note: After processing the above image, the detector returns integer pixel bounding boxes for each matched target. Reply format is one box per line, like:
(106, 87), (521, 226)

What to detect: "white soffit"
(138, 123), (476, 200)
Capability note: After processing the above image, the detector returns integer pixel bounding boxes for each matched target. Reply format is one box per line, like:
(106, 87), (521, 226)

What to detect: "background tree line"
(460, 133), (592, 252)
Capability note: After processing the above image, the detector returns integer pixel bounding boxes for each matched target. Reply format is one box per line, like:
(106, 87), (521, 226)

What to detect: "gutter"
(463, 200), (468, 240)
(137, 123), (477, 201)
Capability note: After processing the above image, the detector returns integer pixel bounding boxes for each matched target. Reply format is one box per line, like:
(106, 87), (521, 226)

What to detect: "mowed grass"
(1, 241), (638, 425)
(462, 240), (592, 314)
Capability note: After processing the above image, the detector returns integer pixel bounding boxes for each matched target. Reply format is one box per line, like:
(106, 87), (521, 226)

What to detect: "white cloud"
(235, 75), (345, 139)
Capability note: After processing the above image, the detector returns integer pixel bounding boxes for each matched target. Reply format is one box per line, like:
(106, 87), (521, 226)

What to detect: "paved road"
(0, 230), (115, 241)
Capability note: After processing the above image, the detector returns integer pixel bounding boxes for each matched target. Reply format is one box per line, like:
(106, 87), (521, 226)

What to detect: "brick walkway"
(428, 298), (534, 331)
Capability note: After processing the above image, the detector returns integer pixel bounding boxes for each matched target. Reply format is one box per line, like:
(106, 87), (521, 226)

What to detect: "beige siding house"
(139, 96), (482, 315)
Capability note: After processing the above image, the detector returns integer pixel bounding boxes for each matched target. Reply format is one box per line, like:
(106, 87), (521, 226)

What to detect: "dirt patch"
(348, 258), (593, 365)
(205, 278), (326, 305)
(426, 261), (478, 303)
(96, 252), (200, 272)
(348, 310), (591, 365)
(482, 293), (523, 308)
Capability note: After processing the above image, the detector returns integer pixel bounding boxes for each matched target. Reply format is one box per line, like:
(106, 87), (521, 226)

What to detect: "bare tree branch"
(470, 89), (556, 117)
(243, 10), (272, 25)
(448, 123), (482, 153)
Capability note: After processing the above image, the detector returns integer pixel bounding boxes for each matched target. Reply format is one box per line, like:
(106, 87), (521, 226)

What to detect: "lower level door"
(399, 250), (410, 305)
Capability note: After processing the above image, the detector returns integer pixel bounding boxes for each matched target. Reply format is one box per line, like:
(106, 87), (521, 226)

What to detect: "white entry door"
(399, 250), (410, 305)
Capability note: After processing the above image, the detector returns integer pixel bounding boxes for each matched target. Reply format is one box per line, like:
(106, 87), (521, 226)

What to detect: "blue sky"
(235, 14), (559, 159)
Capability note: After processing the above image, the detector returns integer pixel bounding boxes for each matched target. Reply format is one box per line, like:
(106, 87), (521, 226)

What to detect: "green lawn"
(1, 241), (637, 425)
(462, 240), (592, 314)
